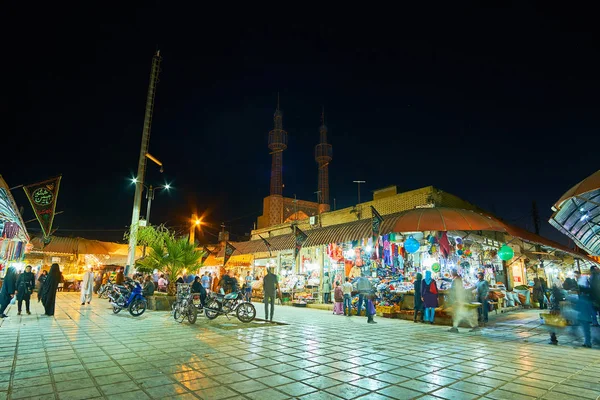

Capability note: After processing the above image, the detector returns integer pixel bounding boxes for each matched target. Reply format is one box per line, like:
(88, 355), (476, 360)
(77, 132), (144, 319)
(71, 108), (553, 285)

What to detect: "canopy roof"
(392, 207), (507, 232)
(30, 236), (141, 257)
(0, 175), (29, 243)
(550, 170), (600, 256)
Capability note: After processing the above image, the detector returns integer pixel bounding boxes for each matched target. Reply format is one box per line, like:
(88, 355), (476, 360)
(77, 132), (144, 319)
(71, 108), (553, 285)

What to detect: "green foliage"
(124, 224), (173, 248)
(135, 235), (205, 296)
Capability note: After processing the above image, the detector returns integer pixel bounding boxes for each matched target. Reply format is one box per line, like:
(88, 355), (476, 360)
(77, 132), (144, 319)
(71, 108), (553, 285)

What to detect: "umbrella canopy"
(392, 207), (507, 233)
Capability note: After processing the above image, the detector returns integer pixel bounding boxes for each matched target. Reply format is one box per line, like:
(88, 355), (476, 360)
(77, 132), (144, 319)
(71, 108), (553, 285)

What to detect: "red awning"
(392, 207), (507, 233)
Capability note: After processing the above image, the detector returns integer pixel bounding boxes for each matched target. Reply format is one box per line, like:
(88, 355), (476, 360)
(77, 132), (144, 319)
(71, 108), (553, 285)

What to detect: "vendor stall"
(0, 175), (30, 277)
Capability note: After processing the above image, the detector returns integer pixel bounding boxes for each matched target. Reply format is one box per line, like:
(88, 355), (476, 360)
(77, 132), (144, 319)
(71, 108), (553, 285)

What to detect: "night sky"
(4, 3), (600, 245)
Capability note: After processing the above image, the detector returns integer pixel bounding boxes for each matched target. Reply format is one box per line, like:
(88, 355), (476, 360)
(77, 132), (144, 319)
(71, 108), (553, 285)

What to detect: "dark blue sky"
(4, 3), (600, 245)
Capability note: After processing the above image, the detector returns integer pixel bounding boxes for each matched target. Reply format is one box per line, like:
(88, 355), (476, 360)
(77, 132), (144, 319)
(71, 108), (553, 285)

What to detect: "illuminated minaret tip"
(315, 107), (332, 212)
(268, 94), (287, 196)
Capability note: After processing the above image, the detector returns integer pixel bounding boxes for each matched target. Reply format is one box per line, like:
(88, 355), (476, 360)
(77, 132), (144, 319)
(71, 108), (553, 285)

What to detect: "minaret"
(315, 108), (332, 213)
(266, 95), (288, 225)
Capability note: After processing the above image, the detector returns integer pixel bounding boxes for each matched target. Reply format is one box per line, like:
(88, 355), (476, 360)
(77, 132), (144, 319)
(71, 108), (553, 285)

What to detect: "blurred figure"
(142, 275), (155, 297)
(577, 272), (595, 347)
(201, 272), (211, 293)
(447, 270), (477, 333)
(158, 274), (168, 292)
(421, 270), (439, 324)
(80, 268), (94, 305)
(16, 265), (35, 315)
(115, 268), (124, 285)
(476, 272), (490, 326)
(333, 281), (344, 315)
(590, 266), (600, 326)
(322, 272), (331, 304)
(0, 267), (17, 318)
(547, 285), (567, 345)
(413, 273), (424, 323)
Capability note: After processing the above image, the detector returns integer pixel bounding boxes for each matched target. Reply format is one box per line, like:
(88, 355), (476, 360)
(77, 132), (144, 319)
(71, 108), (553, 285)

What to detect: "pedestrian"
(201, 272), (210, 292)
(533, 278), (544, 309)
(244, 272), (253, 302)
(40, 263), (61, 316)
(80, 267), (94, 305)
(447, 269), (477, 333)
(590, 266), (600, 326)
(212, 273), (220, 293)
(322, 272), (331, 304)
(354, 273), (373, 317)
(93, 271), (102, 293)
(16, 265), (35, 315)
(115, 268), (124, 285)
(421, 270), (439, 324)
(366, 291), (377, 324)
(158, 274), (168, 292)
(540, 278), (549, 310)
(263, 267), (280, 322)
(476, 271), (490, 326)
(342, 277), (353, 316)
(38, 269), (48, 292)
(0, 267), (17, 318)
(142, 275), (155, 297)
(333, 281), (344, 315)
(547, 285), (567, 345)
(191, 276), (207, 306)
(413, 272), (424, 323)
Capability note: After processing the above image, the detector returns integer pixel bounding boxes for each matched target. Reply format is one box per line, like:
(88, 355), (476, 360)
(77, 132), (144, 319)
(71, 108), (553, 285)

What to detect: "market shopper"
(263, 267), (280, 322)
(322, 272), (331, 304)
(333, 281), (344, 315)
(16, 265), (35, 315)
(476, 272), (490, 326)
(421, 270), (439, 324)
(142, 275), (155, 297)
(590, 266), (600, 326)
(115, 268), (124, 285)
(201, 272), (210, 292)
(0, 267), (17, 318)
(245, 271), (253, 301)
(80, 268), (94, 305)
(413, 273), (424, 323)
(40, 263), (61, 316)
(342, 277), (353, 316)
(354, 273), (373, 317)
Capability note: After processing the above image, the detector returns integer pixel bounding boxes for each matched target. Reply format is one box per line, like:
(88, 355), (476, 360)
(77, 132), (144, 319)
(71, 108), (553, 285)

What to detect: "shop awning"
(550, 170), (600, 256)
(30, 236), (141, 257)
(392, 207), (507, 233)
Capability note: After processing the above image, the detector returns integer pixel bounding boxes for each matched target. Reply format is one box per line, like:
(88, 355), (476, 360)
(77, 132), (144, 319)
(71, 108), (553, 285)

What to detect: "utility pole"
(126, 51), (162, 276)
(531, 200), (544, 274)
(353, 180), (365, 204)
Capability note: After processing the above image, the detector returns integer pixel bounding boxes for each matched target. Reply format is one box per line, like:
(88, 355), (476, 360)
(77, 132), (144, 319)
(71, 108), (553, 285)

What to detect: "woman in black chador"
(40, 263), (61, 316)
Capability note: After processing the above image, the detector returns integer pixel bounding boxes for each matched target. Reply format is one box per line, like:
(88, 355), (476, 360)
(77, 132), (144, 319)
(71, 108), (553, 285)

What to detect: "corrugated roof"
(30, 236), (140, 256)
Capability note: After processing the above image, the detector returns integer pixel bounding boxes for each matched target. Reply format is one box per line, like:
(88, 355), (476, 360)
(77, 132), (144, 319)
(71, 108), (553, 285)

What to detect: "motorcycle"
(97, 279), (114, 299)
(204, 291), (256, 323)
(172, 283), (200, 324)
(108, 279), (147, 317)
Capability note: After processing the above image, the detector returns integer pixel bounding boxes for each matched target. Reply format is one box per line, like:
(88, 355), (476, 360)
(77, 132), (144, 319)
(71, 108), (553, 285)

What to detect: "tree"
(123, 224), (173, 249)
(136, 236), (205, 296)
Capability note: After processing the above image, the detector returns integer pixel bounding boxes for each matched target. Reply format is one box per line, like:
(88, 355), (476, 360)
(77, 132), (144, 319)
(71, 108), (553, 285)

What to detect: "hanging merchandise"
(438, 231), (451, 258)
(455, 237), (463, 244)
(498, 244), (514, 261)
(404, 237), (420, 254)
(457, 249), (464, 256)
(431, 262), (441, 273)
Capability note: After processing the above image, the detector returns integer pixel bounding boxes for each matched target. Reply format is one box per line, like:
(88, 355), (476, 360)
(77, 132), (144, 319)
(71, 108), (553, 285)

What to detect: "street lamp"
(144, 184), (171, 226)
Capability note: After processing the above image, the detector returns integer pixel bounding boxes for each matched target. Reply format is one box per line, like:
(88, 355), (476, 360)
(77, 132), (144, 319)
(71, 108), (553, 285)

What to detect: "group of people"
(0, 263), (63, 318)
(330, 274), (378, 324)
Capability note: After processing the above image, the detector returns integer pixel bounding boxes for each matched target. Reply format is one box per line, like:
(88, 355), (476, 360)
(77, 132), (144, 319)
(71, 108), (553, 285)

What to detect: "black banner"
(23, 176), (62, 238)
(371, 206), (384, 237)
(294, 227), (308, 259)
(223, 241), (236, 265)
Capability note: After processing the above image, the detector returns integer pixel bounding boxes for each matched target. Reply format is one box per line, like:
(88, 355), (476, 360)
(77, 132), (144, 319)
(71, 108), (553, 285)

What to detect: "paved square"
(0, 293), (599, 399)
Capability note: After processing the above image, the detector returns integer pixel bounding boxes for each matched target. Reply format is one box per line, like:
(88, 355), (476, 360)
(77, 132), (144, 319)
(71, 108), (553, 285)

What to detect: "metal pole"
(190, 213), (197, 245)
(126, 51), (162, 276)
(353, 180), (365, 204)
(146, 185), (154, 224)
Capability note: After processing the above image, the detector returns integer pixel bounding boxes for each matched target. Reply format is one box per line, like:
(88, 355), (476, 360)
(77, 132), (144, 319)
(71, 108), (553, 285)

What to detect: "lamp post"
(353, 180), (365, 204)
(190, 213), (202, 245)
(144, 183), (171, 225)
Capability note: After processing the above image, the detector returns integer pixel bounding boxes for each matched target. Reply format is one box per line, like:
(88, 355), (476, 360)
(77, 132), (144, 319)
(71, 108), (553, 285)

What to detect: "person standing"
(413, 273), (424, 323)
(263, 267), (280, 322)
(201, 272), (210, 292)
(476, 272), (490, 326)
(322, 273), (331, 304)
(40, 263), (61, 316)
(0, 267), (17, 318)
(333, 281), (344, 315)
(244, 271), (253, 302)
(115, 268), (124, 285)
(37, 269), (48, 292)
(354, 273), (372, 317)
(533, 278), (544, 309)
(80, 268), (94, 305)
(421, 270), (439, 324)
(342, 277), (353, 316)
(16, 265), (35, 315)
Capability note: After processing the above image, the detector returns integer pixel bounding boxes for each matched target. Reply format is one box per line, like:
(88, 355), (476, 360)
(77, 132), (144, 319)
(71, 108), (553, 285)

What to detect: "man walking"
(342, 277), (353, 316)
(476, 272), (490, 326)
(263, 267), (280, 322)
(354, 273), (376, 323)
(80, 268), (94, 305)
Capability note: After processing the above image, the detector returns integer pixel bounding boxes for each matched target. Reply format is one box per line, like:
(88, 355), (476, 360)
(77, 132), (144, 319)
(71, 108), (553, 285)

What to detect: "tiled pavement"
(0, 293), (599, 400)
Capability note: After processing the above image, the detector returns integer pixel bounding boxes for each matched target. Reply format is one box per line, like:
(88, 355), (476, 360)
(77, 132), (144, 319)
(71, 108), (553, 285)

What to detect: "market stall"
(0, 175), (30, 277)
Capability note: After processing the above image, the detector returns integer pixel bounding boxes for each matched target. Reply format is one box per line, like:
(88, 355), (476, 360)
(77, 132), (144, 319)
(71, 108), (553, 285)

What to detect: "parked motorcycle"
(204, 291), (256, 323)
(108, 279), (147, 317)
(172, 283), (199, 324)
(97, 280), (114, 299)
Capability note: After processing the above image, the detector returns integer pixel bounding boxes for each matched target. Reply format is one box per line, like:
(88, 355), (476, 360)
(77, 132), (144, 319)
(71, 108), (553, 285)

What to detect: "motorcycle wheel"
(187, 305), (198, 324)
(205, 299), (221, 320)
(129, 298), (147, 317)
(236, 302), (256, 323)
(112, 305), (121, 314)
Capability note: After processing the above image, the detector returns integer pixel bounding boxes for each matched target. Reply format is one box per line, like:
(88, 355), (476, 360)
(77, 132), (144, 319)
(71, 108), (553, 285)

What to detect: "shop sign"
(52, 257), (61, 263)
